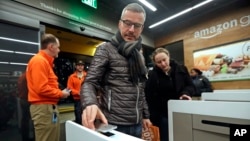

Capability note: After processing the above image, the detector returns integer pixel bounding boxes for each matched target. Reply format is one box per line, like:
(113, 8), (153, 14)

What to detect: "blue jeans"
(115, 123), (142, 138)
(159, 116), (169, 141)
(74, 100), (82, 124)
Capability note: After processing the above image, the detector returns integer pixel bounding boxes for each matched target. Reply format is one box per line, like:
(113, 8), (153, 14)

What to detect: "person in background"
(26, 33), (70, 141)
(17, 72), (34, 141)
(80, 3), (151, 138)
(190, 68), (213, 100)
(67, 60), (87, 124)
(145, 48), (195, 141)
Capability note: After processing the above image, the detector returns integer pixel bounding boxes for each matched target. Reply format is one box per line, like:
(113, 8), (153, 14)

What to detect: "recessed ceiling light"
(138, 0), (157, 12)
(149, 0), (213, 28)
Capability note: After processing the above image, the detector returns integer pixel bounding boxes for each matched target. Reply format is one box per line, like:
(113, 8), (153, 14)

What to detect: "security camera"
(80, 26), (85, 31)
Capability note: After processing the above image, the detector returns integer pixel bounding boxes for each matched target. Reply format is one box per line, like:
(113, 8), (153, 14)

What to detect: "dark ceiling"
(96, 0), (249, 39)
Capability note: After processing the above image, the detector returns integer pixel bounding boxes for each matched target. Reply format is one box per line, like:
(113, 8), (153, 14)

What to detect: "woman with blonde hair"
(145, 48), (195, 141)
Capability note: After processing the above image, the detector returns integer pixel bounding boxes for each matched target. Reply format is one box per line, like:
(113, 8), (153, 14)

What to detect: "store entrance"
(45, 24), (106, 104)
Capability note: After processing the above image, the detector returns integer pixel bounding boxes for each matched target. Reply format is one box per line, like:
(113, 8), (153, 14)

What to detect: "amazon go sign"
(194, 15), (250, 39)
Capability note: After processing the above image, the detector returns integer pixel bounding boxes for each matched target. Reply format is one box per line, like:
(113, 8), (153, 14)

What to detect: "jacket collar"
(38, 50), (54, 68)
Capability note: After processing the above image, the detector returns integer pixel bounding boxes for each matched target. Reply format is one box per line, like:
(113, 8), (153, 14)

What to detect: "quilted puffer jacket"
(80, 42), (150, 125)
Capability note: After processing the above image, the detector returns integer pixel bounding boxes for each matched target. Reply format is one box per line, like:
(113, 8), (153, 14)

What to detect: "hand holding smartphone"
(95, 120), (117, 133)
(65, 88), (72, 93)
(62, 88), (71, 98)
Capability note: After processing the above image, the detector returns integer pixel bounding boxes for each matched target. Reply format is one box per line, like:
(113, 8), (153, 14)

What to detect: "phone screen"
(100, 132), (115, 137)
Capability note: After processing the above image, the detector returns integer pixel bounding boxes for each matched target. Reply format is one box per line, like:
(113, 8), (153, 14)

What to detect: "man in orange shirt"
(26, 33), (70, 141)
(67, 60), (87, 124)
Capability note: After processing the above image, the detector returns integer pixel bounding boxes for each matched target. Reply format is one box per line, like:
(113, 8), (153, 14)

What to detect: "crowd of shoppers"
(19, 3), (215, 141)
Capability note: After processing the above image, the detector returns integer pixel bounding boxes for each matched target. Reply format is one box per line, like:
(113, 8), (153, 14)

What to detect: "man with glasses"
(80, 3), (151, 138)
(120, 19), (144, 30)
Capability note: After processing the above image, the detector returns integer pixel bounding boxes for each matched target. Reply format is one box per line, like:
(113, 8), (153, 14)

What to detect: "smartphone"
(65, 88), (71, 93)
(95, 122), (117, 133)
(100, 132), (115, 137)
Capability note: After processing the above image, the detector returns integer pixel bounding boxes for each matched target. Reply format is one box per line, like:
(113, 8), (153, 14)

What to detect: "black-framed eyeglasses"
(120, 19), (144, 29)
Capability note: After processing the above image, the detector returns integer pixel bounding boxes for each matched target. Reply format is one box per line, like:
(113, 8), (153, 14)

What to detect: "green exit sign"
(81, 0), (97, 9)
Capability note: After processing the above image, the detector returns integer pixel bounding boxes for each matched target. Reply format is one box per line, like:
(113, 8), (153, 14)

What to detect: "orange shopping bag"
(142, 125), (160, 141)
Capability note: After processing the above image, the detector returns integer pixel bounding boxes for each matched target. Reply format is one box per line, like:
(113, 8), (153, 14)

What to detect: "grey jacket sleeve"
(142, 90), (150, 119)
(80, 44), (109, 109)
(139, 80), (150, 119)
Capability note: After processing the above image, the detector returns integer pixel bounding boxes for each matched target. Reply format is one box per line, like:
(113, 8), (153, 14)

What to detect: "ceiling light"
(149, 0), (213, 28)
(10, 62), (28, 66)
(0, 62), (9, 64)
(138, 0), (157, 12)
(193, 0), (213, 9)
(0, 61), (27, 66)
(0, 49), (35, 55)
(0, 49), (14, 53)
(15, 51), (36, 56)
(0, 36), (39, 45)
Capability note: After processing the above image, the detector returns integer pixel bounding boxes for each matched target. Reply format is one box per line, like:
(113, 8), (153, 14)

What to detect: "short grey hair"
(41, 33), (59, 50)
(120, 3), (146, 22)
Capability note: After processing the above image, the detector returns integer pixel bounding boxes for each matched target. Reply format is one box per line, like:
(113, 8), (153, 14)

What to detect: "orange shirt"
(67, 71), (87, 100)
(26, 50), (62, 104)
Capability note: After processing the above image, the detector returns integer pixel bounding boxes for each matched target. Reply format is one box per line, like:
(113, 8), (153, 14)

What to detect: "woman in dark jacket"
(190, 68), (213, 99)
(145, 48), (195, 141)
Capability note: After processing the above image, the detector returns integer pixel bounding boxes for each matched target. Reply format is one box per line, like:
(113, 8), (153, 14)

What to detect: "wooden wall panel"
(155, 6), (250, 90)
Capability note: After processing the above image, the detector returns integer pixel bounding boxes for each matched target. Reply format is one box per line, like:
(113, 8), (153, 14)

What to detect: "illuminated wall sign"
(13, 0), (114, 32)
(81, 0), (97, 9)
(194, 15), (250, 39)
